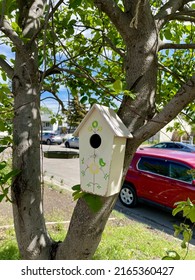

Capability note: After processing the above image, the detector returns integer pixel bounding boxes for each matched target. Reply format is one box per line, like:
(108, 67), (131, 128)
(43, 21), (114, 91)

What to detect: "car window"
(169, 162), (193, 183)
(138, 157), (169, 177)
(153, 143), (166, 148)
(166, 143), (178, 148)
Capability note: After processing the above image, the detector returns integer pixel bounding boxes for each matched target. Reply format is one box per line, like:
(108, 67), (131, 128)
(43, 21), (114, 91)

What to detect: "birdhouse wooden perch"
(74, 104), (132, 197)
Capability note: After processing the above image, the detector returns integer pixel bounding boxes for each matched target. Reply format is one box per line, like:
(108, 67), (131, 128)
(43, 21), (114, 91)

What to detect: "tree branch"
(159, 43), (195, 51)
(155, 0), (191, 29)
(0, 19), (25, 53)
(0, 57), (14, 78)
(28, 0), (65, 44)
(134, 73), (195, 141)
(94, 0), (130, 41)
(41, 92), (67, 113)
(103, 35), (125, 57)
(158, 62), (186, 83)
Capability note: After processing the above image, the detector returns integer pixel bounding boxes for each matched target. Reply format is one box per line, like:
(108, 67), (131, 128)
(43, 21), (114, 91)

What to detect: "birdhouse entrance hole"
(90, 134), (102, 149)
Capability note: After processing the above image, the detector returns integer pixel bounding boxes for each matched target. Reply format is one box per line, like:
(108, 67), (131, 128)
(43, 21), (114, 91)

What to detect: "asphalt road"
(42, 144), (80, 190)
(42, 143), (195, 246)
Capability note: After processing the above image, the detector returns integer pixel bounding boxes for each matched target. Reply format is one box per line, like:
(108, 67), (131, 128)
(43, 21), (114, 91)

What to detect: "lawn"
(0, 210), (195, 260)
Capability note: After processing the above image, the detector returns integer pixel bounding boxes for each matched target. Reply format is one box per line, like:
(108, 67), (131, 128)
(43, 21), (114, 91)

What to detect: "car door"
(137, 157), (170, 205)
(165, 161), (195, 207)
(70, 137), (79, 148)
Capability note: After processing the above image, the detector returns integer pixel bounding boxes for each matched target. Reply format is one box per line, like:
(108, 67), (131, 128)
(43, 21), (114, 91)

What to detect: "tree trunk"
(55, 1), (159, 260)
(11, 47), (54, 259)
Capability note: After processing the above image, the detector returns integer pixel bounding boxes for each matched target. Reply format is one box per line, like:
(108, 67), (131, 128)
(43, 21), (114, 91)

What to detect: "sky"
(0, 43), (68, 113)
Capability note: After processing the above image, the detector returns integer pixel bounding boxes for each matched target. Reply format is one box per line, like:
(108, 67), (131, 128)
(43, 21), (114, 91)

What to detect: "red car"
(119, 148), (195, 209)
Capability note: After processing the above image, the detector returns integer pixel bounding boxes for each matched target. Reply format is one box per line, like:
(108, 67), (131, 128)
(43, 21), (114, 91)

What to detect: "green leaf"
(162, 251), (180, 260)
(80, 96), (88, 104)
(164, 29), (172, 40)
(83, 193), (102, 213)
(0, 147), (7, 153)
(72, 184), (81, 191)
(73, 190), (85, 200)
(0, 194), (5, 202)
(113, 80), (122, 92)
(1, 169), (20, 184)
(188, 206), (195, 223)
(11, 22), (22, 35)
(0, 120), (6, 131)
(69, 0), (82, 9)
(173, 224), (182, 237)
(1, 71), (7, 81)
(172, 206), (182, 216)
(0, 161), (7, 170)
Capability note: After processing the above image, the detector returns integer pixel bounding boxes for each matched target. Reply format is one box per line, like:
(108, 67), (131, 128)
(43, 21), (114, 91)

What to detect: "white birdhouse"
(74, 104), (132, 197)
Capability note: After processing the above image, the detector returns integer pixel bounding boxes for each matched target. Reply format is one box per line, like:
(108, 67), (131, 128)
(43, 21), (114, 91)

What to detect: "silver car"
(41, 132), (62, 145)
(65, 137), (79, 148)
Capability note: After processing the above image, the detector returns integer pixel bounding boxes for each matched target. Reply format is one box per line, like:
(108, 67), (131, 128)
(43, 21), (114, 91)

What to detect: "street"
(41, 143), (195, 246)
(41, 144), (80, 190)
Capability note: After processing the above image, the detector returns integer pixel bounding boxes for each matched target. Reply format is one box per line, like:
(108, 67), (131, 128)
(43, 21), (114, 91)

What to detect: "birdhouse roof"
(74, 104), (132, 138)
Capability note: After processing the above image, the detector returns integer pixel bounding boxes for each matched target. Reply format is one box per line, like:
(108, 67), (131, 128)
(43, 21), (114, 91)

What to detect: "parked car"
(119, 148), (195, 210)
(150, 141), (195, 153)
(65, 137), (79, 148)
(41, 132), (62, 145)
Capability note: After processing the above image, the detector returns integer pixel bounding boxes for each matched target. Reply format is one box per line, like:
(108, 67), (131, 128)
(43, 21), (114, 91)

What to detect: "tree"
(0, 0), (195, 259)
(66, 95), (87, 131)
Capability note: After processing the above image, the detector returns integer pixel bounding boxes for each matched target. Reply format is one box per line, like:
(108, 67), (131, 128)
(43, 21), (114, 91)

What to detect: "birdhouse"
(73, 104), (132, 197)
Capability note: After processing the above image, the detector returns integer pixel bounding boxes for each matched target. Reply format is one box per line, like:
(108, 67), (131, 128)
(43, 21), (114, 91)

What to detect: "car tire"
(46, 139), (51, 145)
(119, 183), (138, 208)
(65, 142), (70, 148)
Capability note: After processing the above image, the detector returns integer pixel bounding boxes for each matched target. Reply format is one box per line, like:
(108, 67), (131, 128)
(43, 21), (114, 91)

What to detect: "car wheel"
(46, 139), (51, 145)
(119, 183), (137, 208)
(65, 142), (70, 148)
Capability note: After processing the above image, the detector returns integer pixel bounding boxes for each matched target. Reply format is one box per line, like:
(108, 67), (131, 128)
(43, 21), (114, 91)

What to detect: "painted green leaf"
(92, 120), (98, 128)
(99, 158), (106, 167)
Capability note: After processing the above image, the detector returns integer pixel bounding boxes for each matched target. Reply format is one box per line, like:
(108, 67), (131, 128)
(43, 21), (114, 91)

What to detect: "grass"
(1, 210), (195, 260)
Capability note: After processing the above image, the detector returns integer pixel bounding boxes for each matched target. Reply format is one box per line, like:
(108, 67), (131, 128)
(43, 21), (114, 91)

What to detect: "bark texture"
(10, 0), (54, 259)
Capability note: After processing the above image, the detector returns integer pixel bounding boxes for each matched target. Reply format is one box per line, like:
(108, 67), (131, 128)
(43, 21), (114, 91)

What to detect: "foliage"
(72, 184), (102, 213)
(163, 198), (195, 260)
(66, 95), (87, 130)
(0, 160), (20, 203)
(40, 106), (53, 115)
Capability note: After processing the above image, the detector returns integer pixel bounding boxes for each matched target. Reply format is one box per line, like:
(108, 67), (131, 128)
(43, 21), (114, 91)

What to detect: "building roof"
(74, 104), (132, 138)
